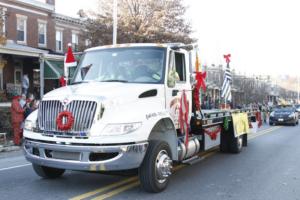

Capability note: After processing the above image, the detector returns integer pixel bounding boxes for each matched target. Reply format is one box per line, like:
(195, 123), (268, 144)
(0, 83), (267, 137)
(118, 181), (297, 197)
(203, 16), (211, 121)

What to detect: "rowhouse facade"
(0, 0), (85, 100)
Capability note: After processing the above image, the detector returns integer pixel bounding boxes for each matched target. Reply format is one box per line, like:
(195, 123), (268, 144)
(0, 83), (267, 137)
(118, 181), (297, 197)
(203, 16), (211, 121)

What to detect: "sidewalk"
(0, 140), (21, 153)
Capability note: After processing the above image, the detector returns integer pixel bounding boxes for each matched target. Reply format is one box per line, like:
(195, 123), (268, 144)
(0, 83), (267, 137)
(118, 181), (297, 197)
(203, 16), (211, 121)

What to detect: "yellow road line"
(249, 126), (282, 139)
(69, 176), (138, 200)
(91, 181), (140, 200)
(91, 151), (218, 200)
(71, 126), (282, 200)
(248, 127), (278, 139)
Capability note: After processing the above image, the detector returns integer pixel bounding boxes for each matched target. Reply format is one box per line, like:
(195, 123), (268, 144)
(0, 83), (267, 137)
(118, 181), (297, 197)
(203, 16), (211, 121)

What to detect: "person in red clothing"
(11, 94), (25, 145)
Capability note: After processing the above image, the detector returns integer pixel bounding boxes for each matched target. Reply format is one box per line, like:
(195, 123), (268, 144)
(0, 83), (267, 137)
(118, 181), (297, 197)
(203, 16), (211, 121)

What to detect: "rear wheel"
(139, 140), (172, 193)
(32, 164), (65, 179)
(229, 135), (243, 153)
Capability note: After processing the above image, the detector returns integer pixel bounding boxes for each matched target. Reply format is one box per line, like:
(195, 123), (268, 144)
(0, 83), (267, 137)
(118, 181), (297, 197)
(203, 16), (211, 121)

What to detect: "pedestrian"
(11, 94), (26, 145)
(22, 74), (29, 96)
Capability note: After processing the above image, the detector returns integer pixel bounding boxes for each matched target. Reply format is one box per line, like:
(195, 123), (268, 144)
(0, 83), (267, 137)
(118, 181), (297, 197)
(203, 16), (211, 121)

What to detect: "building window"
(38, 21), (47, 46)
(16, 15), (27, 43)
(72, 33), (78, 51)
(56, 30), (63, 52)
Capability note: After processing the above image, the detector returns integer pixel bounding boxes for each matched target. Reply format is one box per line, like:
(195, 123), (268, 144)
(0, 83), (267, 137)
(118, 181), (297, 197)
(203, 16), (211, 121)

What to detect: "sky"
(54, 0), (300, 76)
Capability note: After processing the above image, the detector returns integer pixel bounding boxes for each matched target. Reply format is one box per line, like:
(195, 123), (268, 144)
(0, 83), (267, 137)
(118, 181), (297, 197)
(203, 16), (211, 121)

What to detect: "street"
(0, 125), (299, 200)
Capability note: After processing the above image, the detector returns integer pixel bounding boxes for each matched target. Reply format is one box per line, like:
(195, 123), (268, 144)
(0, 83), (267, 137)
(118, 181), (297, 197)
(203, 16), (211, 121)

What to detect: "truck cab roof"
(85, 43), (188, 52)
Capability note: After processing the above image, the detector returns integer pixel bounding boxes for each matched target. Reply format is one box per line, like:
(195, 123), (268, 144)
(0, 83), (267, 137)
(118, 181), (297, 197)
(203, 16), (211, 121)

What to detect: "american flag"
(221, 62), (232, 102)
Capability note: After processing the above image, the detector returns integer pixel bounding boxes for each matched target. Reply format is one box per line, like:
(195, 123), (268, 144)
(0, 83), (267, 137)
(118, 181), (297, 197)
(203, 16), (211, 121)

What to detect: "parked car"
(269, 107), (299, 126)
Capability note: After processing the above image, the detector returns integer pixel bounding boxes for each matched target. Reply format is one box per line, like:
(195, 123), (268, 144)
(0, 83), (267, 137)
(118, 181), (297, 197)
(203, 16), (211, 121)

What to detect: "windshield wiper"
(101, 79), (128, 83)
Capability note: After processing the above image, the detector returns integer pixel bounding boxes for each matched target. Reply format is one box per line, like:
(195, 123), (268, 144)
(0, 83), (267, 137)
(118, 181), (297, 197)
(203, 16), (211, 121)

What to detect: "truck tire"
(32, 164), (65, 179)
(229, 135), (243, 154)
(139, 140), (172, 193)
(220, 129), (229, 153)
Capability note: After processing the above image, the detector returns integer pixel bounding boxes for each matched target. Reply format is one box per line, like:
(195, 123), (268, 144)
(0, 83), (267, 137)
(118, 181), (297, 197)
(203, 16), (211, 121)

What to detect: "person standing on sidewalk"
(11, 94), (25, 145)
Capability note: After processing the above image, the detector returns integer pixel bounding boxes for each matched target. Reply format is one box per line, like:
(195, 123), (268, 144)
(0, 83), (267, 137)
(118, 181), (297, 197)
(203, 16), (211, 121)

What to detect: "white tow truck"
(23, 43), (258, 193)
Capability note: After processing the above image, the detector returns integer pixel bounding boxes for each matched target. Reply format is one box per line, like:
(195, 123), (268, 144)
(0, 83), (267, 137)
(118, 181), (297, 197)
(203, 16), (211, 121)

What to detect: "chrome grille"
(38, 100), (97, 134)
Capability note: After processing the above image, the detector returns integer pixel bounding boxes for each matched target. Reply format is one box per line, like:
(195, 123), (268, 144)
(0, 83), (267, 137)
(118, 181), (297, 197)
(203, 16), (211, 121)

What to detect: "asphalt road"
(0, 124), (300, 200)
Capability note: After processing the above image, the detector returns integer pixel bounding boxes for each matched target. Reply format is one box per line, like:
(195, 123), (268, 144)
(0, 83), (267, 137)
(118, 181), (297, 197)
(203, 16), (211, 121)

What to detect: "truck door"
(165, 49), (192, 129)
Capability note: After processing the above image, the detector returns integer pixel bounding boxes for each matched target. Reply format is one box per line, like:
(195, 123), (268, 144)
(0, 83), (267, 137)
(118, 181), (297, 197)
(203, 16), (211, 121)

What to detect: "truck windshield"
(72, 47), (166, 84)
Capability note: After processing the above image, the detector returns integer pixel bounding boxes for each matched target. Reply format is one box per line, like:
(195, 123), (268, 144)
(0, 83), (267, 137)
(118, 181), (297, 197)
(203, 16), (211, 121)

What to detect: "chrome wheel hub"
(238, 136), (243, 149)
(155, 150), (172, 183)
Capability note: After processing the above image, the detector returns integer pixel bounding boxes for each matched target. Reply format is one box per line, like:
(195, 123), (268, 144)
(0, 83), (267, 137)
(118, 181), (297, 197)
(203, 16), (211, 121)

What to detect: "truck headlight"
(24, 120), (37, 131)
(270, 112), (275, 117)
(101, 122), (142, 135)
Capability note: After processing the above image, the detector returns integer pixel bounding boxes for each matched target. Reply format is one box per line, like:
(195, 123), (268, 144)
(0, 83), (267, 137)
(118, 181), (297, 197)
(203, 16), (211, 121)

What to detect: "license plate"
(52, 151), (81, 161)
(278, 118), (284, 122)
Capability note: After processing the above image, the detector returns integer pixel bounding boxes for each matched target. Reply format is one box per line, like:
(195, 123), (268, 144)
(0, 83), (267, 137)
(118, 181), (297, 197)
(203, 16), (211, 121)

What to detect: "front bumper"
(269, 117), (296, 124)
(23, 139), (148, 171)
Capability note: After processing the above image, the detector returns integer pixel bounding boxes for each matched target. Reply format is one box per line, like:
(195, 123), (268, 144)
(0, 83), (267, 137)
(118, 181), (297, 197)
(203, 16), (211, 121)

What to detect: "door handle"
(172, 89), (179, 96)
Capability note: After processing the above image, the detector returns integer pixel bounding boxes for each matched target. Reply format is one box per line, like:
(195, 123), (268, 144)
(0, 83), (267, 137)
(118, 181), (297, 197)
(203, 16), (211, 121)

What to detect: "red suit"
(11, 96), (24, 145)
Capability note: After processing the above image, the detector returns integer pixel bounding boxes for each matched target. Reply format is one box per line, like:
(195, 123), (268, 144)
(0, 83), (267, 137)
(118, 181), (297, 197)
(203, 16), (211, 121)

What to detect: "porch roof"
(0, 40), (48, 57)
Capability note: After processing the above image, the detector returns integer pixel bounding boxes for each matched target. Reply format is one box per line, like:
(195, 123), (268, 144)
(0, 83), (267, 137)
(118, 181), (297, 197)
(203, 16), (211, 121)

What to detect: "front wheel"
(139, 140), (173, 193)
(32, 164), (65, 179)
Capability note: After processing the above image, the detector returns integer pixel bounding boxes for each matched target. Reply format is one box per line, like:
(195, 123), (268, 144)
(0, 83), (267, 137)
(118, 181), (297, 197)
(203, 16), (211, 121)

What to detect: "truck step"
(182, 155), (204, 165)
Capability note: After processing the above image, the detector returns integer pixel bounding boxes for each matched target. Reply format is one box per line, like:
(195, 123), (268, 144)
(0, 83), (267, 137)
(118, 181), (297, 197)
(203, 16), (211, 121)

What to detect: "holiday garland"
(223, 117), (229, 131)
(56, 111), (74, 131)
(204, 126), (222, 140)
(193, 53), (206, 111)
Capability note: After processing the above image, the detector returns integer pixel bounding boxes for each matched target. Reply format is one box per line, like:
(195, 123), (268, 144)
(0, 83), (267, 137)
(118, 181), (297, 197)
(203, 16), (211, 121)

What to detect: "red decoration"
(65, 44), (77, 66)
(224, 54), (231, 64)
(204, 126), (221, 140)
(56, 111), (74, 131)
(179, 90), (189, 147)
(193, 53), (206, 111)
(256, 112), (262, 128)
(59, 76), (66, 87)
(194, 71), (206, 111)
(249, 122), (253, 129)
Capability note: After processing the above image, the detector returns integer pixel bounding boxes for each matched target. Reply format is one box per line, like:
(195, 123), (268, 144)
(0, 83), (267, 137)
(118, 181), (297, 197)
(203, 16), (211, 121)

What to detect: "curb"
(0, 141), (21, 153)
(0, 145), (21, 152)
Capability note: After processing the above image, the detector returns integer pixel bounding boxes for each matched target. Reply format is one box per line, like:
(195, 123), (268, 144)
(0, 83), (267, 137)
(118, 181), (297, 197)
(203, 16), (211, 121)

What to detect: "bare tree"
(80, 0), (195, 48)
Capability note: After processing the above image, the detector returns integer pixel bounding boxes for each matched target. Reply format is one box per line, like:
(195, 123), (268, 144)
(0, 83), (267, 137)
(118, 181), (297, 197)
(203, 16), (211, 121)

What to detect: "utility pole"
(113, 0), (118, 45)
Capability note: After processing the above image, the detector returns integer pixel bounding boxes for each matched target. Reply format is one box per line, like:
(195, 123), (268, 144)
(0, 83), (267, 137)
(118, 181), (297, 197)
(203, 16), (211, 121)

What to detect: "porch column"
(39, 54), (44, 99)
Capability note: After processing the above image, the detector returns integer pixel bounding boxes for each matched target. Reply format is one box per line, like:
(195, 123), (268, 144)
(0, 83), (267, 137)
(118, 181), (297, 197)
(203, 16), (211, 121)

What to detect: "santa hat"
(64, 43), (77, 67)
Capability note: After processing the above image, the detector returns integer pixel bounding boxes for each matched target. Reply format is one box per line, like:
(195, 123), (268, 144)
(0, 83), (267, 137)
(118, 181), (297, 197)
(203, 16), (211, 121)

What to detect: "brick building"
(0, 0), (85, 100)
